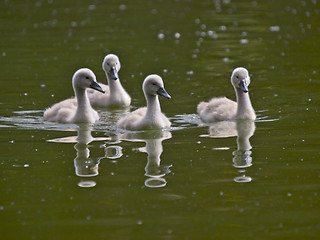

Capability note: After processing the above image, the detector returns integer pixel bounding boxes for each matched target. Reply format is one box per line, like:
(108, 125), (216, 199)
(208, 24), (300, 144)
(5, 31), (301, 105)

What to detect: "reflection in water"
(104, 145), (123, 159)
(48, 124), (109, 188)
(232, 120), (255, 183)
(120, 130), (172, 188)
(205, 120), (255, 183)
(73, 125), (97, 178)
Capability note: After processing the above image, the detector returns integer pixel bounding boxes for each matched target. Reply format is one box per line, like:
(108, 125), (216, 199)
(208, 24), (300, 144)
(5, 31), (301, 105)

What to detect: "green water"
(1, 0), (320, 239)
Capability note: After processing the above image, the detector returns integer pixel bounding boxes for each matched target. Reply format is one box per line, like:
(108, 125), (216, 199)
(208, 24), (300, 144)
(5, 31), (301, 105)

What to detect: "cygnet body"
(44, 68), (105, 123)
(197, 67), (256, 122)
(86, 54), (131, 108)
(117, 74), (171, 130)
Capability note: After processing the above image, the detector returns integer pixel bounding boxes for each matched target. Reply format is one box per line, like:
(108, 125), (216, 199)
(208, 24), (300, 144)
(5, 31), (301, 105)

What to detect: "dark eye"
(236, 76), (239, 79)
(152, 83), (156, 86)
(85, 77), (89, 79)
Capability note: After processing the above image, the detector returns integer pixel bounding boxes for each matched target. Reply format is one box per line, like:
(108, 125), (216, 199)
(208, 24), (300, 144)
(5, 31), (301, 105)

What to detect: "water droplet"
(222, 57), (229, 62)
(240, 39), (248, 44)
(88, 4), (96, 11)
(119, 4), (127, 11)
(270, 26), (280, 32)
(158, 33), (165, 39)
(186, 70), (194, 75)
(70, 21), (78, 27)
(174, 32), (181, 39)
(219, 25), (227, 31)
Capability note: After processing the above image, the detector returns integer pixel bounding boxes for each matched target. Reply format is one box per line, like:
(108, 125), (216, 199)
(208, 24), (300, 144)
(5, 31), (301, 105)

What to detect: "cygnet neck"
(105, 71), (125, 97)
(74, 87), (92, 115)
(145, 93), (162, 120)
(234, 87), (255, 119)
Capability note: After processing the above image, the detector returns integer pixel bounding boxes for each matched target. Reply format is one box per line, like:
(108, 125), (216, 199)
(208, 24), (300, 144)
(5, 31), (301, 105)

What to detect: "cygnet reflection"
(47, 124), (108, 187)
(120, 130), (172, 188)
(232, 120), (255, 183)
(73, 125), (99, 178)
(203, 120), (255, 183)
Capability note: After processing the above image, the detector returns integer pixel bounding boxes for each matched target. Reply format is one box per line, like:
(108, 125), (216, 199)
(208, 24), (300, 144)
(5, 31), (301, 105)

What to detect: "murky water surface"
(1, 0), (320, 239)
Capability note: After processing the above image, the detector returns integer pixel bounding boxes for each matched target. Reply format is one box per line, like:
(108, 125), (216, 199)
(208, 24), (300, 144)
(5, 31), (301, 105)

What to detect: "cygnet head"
(72, 68), (105, 93)
(102, 54), (121, 80)
(143, 74), (171, 99)
(231, 67), (251, 93)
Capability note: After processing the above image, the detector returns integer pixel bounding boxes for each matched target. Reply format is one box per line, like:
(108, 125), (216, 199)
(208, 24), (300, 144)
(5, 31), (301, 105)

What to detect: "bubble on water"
(270, 26), (280, 32)
(174, 32), (181, 39)
(137, 220), (143, 225)
(88, 4), (96, 11)
(186, 70), (194, 75)
(2, 52), (6, 57)
(119, 4), (127, 11)
(207, 30), (218, 39)
(240, 39), (248, 44)
(219, 25), (227, 31)
(222, 57), (229, 62)
(70, 21), (78, 27)
(158, 33), (165, 39)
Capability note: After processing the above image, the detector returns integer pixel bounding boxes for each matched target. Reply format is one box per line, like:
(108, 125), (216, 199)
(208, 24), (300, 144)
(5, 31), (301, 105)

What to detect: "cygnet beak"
(157, 87), (171, 99)
(90, 81), (105, 93)
(239, 79), (248, 93)
(110, 67), (118, 80)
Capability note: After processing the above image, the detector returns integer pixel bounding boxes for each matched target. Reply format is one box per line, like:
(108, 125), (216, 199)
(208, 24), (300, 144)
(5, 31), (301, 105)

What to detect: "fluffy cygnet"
(44, 68), (105, 123)
(117, 74), (171, 130)
(86, 54), (131, 108)
(197, 67), (256, 122)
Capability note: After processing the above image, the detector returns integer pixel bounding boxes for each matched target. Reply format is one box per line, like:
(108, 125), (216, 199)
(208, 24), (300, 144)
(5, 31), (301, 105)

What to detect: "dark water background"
(1, 0), (320, 239)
